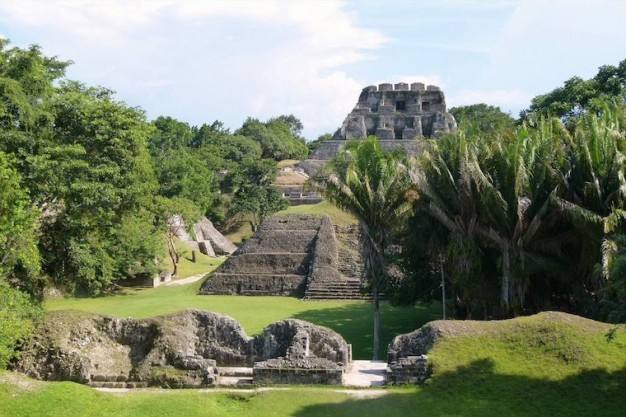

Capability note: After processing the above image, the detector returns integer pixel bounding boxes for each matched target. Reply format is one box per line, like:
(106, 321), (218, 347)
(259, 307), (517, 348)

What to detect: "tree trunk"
(172, 259), (179, 277)
(502, 248), (511, 312)
(373, 284), (380, 361)
(166, 234), (179, 277)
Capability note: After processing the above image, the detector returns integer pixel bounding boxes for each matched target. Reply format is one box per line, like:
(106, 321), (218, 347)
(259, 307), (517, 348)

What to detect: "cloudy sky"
(1, 0), (625, 138)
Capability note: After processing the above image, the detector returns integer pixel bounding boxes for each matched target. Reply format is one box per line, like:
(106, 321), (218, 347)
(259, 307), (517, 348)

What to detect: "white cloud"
(485, 0), (626, 91)
(0, 0), (388, 138)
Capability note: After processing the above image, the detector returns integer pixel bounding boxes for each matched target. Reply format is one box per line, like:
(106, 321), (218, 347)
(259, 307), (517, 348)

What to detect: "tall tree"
(449, 104), (515, 136)
(473, 121), (569, 312)
(0, 152), (41, 297)
(316, 137), (414, 359)
(555, 105), (626, 303)
(410, 132), (492, 317)
(521, 59), (626, 128)
(229, 158), (288, 231)
(38, 82), (160, 294)
(236, 116), (308, 160)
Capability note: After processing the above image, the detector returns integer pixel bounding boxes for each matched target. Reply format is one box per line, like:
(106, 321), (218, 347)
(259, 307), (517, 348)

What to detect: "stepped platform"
(200, 215), (368, 300)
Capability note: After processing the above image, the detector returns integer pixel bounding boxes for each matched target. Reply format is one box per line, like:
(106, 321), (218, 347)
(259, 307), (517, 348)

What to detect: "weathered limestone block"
(375, 127), (395, 140)
(253, 361), (343, 385)
(255, 319), (350, 364)
(387, 323), (443, 363)
(198, 240), (216, 257)
(402, 128), (417, 139)
(343, 115), (367, 139)
(387, 355), (430, 385)
(201, 273), (306, 296)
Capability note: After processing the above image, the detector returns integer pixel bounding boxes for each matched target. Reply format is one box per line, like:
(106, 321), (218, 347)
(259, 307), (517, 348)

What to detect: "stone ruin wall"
(14, 310), (351, 388)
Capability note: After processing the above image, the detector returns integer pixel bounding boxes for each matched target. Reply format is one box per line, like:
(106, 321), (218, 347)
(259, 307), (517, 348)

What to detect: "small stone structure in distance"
(169, 215), (237, 257)
(199, 214), (365, 300)
(300, 82), (457, 176)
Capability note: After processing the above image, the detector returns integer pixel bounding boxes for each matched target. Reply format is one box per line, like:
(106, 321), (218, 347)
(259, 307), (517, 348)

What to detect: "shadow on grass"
(293, 302), (440, 359)
(294, 360), (626, 417)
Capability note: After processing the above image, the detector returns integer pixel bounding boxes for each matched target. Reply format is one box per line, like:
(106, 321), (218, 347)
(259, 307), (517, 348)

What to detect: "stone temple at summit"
(336, 82), (457, 140)
(300, 82), (457, 175)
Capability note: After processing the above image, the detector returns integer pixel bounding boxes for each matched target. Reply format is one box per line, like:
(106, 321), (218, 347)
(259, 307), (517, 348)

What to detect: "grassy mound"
(2, 312), (625, 416)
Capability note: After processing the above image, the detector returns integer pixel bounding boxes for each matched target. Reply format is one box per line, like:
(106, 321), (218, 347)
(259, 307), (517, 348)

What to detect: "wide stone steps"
(88, 381), (148, 389)
(304, 279), (370, 300)
(218, 367), (254, 386)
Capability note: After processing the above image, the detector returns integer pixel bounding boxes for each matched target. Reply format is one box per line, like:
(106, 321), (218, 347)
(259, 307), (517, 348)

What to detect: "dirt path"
(166, 273), (209, 286)
(95, 386), (388, 398)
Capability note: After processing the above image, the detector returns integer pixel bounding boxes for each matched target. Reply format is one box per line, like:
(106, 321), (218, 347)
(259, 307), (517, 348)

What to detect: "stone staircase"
(304, 278), (368, 300)
(88, 375), (148, 389)
(218, 367), (254, 386)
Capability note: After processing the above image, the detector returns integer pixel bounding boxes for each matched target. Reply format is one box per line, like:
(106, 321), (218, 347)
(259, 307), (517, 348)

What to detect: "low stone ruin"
(168, 215), (237, 257)
(253, 319), (351, 385)
(386, 322), (445, 385)
(200, 215), (365, 299)
(13, 309), (350, 388)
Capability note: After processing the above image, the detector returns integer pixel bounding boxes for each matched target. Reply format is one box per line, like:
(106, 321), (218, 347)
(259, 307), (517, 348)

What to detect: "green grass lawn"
(223, 220), (254, 245)
(45, 278), (439, 359)
(3, 314), (625, 417)
(276, 201), (357, 226)
(224, 201), (357, 245)
(158, 237), (227, 279)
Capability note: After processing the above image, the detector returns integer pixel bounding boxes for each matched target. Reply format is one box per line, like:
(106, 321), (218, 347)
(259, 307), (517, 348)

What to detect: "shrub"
(0, 282), (43, 369)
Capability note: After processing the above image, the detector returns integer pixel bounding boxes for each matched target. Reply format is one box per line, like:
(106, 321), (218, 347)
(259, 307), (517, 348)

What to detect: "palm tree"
(315, 137), (414, 360)
(410, 131), (490, 317)
(473, 120), (570, 312)
(556, 105), (626, 295)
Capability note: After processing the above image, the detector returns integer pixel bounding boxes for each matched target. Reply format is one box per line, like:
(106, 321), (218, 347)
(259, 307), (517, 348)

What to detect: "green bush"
(0, 282), (43, 369)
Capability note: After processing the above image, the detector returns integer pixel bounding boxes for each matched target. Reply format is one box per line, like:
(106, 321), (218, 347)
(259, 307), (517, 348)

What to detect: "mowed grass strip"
(45, 278), (439, 359)
(276, 201), (357, 226)
(3, 314), (625, 417)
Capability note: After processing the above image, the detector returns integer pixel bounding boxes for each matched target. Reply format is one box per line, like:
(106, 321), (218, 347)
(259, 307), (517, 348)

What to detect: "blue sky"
(1, 0), (625, 139)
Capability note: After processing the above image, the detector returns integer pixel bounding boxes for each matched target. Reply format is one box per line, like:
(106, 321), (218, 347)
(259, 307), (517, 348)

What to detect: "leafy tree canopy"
(521, 59), (626, 128)
(236, 115), (308, 160)
(449, 104), (515, 136)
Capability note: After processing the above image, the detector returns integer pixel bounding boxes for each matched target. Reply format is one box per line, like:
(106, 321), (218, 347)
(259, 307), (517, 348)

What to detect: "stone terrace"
(199, 215), (366, 299)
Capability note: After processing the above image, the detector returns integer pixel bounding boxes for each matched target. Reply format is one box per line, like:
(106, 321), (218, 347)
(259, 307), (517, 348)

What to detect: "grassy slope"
(225, 201), (356, 245)
(2, 313), (625, 417)
(45, 279), (439, 359)
(276, 201), (357, 226)
(159, 238), (226, 279)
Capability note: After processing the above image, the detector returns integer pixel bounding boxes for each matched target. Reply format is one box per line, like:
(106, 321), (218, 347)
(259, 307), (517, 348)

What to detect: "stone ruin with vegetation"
(14, 309), (351, 388)
(300, 82), (457, 175)
(169, 215), (237, 257)
(200, 214), (364, 300)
